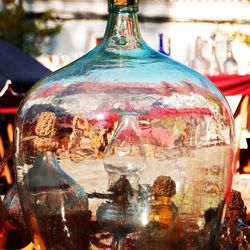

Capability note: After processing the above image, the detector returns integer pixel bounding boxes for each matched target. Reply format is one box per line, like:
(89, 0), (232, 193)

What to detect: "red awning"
(208, 74), (250, 96)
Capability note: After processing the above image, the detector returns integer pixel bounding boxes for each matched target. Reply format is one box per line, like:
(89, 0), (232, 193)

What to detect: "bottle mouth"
(108, 0), (139, 12)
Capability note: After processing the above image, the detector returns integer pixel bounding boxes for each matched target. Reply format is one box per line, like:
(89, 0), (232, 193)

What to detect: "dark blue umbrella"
(0, 39), (51, 113)
(0, 39), (51, 93)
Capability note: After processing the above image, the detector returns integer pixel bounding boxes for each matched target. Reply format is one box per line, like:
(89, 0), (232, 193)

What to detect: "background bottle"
(223, 39), (238, 75)
(208, 33), (222, 76)
(158, 33), (171, 56)
(191, 36), (210, 75)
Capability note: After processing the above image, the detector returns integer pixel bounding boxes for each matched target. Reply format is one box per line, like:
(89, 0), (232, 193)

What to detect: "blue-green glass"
(14, 0), (235, 249)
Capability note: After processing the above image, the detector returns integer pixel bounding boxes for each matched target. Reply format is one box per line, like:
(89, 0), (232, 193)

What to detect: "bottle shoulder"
(17, 41), (227, 119)
(39, 42), (192, 83)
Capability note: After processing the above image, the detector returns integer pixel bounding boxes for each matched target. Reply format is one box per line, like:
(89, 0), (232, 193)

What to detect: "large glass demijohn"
(14, 0), (235, 249)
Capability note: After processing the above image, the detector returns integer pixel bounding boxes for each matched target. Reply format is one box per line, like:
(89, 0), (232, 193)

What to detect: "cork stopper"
(109, 0), (138, 12)
(152, 176), (176, 197)
(114, 0), (128, 5)
(32, 112), (58, 152)
(35, 112), (57, 138)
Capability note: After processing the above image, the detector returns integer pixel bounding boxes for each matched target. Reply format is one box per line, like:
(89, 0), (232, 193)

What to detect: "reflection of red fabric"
(139, 107), (212, 120)
(0, 107), (17, 114)
(90, 110), (120, 128)
(117, 127), (140, 142)
(207, 74), (250, 96)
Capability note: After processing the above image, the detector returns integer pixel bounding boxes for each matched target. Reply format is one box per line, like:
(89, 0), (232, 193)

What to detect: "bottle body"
(13, 1), (235, 249)
(17, 148), (90, 249)
(223, 40), (238, 75)
(191, 36), (210, 75)
(208, 33), (222, 76)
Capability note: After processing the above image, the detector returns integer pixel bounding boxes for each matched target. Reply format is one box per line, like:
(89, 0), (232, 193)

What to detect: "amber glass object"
(14, 0), (235, 249)
(3, 184), (31, 249)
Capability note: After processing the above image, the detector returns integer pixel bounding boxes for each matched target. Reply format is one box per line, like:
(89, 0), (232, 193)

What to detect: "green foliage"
(0, 4), (62, 56)
(231, 31), (250, 47)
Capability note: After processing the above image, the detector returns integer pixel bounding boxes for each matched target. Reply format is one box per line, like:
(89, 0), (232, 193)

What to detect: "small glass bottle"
(104, 114), (146, 189)
(208, 33), (222, 76)
(149, 176), (178, 226)
(223, 40), (238, 75)
(158, 33), (171, 56)
(191, 36), (210, 75)
(137, 176), (181, 249)
(17, 112), (91, 250)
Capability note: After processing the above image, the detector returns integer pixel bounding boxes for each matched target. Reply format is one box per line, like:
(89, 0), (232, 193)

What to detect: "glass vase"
(13, 0), (235, 249)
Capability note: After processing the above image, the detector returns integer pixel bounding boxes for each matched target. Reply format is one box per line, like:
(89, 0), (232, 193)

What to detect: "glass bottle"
(223, 39), (238, 75)
(16, 112), (91, 250)
(208, 33), (222, 76)
(137, 176), (180, 249)
(97, 114), (147, 249)
(14, 0), (235, 249)
(158, 33), (171, 56)
(191, 36), (210, 75)
(104, 114), (146, 189)
(21, 152), (91, 250)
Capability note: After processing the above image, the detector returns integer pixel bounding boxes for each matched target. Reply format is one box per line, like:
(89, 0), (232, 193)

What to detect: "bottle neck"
(159, 33), (164, 50)
(194, 37), (203, 57)
(159, 33), (167, 55)
(210, 34), (218, 58)
(211, 40), (217, 56)
(226, 40), (234, 59)
(103, 0), (142, 50)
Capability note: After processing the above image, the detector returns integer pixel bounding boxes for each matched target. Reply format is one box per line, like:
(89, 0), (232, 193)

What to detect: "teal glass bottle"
(14, 0), (235, 249)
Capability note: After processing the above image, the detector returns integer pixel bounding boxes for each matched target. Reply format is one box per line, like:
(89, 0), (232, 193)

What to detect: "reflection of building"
(16, 0), (250, 73)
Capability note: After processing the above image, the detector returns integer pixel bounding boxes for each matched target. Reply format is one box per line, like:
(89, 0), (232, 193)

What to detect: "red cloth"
(0, 107), (17, 114)
(207, 74), (250, 96)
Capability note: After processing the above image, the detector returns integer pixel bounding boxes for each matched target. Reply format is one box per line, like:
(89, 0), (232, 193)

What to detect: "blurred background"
(0, 0), (250, 72)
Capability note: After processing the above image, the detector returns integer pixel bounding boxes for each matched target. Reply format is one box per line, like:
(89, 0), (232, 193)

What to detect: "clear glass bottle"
(208, 33), (222, 76)
(14, 0), (235, 249)
(191, 36), (210, 75)
(223, 39), (238, 75)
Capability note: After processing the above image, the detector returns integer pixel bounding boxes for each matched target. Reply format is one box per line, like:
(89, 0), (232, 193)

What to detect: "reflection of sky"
(22, 77), (224, 119)
(20, 46), (229, 118)
(54, 91), (209, 116)
(31, 42), (228, 107)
